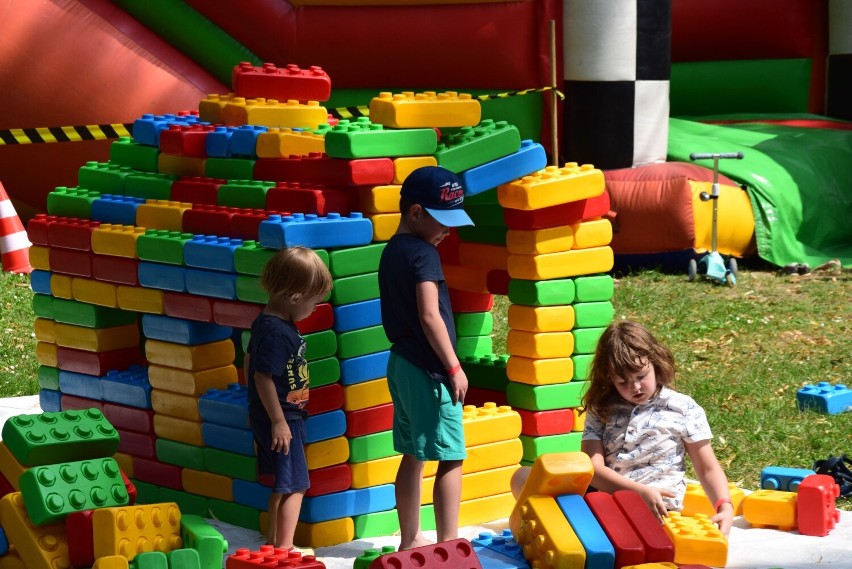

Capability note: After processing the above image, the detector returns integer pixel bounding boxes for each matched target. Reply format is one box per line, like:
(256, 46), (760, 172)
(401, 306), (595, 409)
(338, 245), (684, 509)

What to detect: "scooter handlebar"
(689, 152), (744, 161)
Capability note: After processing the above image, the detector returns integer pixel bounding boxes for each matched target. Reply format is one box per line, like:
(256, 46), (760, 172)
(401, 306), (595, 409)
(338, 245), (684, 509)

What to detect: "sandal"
(813, 454), (852, 498)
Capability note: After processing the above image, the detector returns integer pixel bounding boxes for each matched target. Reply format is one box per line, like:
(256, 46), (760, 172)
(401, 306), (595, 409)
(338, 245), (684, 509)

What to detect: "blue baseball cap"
(401, 166), (474, 227)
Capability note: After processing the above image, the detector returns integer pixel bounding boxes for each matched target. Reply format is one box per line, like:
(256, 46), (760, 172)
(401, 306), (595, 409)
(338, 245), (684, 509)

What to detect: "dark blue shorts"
(252, 416), (310, 494)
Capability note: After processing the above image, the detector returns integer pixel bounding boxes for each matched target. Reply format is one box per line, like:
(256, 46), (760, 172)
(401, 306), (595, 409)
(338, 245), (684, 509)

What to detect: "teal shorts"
(387, 352), (466, 462)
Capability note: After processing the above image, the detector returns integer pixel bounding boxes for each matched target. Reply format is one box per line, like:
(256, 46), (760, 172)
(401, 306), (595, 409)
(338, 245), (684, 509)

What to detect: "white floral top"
(582, 386), (712, 511)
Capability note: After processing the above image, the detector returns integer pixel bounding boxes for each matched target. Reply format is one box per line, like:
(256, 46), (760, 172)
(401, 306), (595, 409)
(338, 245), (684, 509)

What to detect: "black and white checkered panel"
(827, 0), (852, 120)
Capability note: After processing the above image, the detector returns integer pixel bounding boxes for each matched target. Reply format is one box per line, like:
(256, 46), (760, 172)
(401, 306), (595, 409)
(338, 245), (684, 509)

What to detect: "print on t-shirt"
(286, 341), (309, 409)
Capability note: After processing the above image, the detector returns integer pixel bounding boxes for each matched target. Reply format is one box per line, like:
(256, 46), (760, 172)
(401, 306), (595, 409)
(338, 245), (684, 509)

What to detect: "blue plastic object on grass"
(797, 382), (852, 415)
(760, 466), (816, 492)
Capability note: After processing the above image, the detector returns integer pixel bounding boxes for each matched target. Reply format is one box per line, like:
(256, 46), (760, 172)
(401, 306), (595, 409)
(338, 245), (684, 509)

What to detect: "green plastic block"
(2, 408), (120, 467)
(203, 448), (257, 482)
(157, 487), (212, 517)
(180, 514), (228, 569)
(303, 329), (338, 360)
(574, 275), (614, 302)
(38, 366), (60, 391)
(167, 548), (202, 569)
(330, 272), (379, 305)
(464, 203), (507, 227)
(520, 432), (582, 463)
(204, 157), (256, 181)
(156, 439), (206, 470)
(324, 118), (438, 159)
(129, 479), (159, 504)
(46, 187), (101, 219)
(124, 172), (177, 200)
(508, 278), (576, 306)
(456, 225), (507, 245)
(572, 354), (594, 382)
(456, 336), (493, 359)
(78, 161), (133, 195)
(308, 356), (341, 388)
(233, 241), (277, 276)
(455, 312), (494, 336)
(349, 430), (397, 463)
(461, 354), (509, 391)
(353, 507), (435, 541)
(132, 551), (169, 569)
(236, 275), (268, 304)
(506, 381), (589, 412)
(32, 293), (54, 318)
(573, 327), (606, 355)
(434, 120), (521, 173)
(354, 545), (398, 568)
(52, 298), (138, 328)
(573, 302), (614, 329)
(217, 180), (274, 209)
(19, 457), (129, 525)
(136, 230), (194, 265)
(208, 498), (260, 531)
(328, 243), (386, 278)
(110, 137), (161, 172)
(336, 325), (390, 360)
(464, 189), (499, 205)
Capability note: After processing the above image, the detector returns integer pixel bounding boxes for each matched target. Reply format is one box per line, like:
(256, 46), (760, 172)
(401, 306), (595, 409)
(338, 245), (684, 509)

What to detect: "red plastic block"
(49, 248), (93, 277)
(116, 428), (157, 459)
(184, 205), (286, 241)
(120, 470), (138, 505)
(48, 217), (102, 251)
(227, 544), (325, 568)
(103, 404), (155, 434)
(164, 292), (214, 323)
(613, 490), (674, 562)
(232, 62), (332, 102)
(160, 125), (216, 158)
(232, 210), (284, 241)
(254, 153), (394, 187)
(797, 474), (841, 537)
(67, 510), (95, 568)
(132, 457), (183, 490)
(296, 303), (333, 335)
(266, 183), (355, 217)
(345, 403), (394, 438)
(212, 299), (262, 329)
(486, 270), (510, 295)
(504, 192), (611, 230)
(368, 538), (481, 569)
(585, 491), (645, 567)
(60, 394), (105, 413)
(307, 383), (344, 416)
(436, 229), (461, 265)
(171, 177), (227, 206)
(306, 463), (352, 497)
(0, 470), (15, 500)
(93, 255), (139, 286)
(26, 214), (57, 246)
(57, 346), (146, 376)
(448, 289), (494, 313)
(464, 386), (507, 408)
(517, 408), (574, 436)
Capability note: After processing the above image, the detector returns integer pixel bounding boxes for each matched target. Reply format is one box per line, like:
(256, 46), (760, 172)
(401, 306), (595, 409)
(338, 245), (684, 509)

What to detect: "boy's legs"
(274, 491), (306, 549)
(433, 459), (463, 542)
(396, 453), (430, 550)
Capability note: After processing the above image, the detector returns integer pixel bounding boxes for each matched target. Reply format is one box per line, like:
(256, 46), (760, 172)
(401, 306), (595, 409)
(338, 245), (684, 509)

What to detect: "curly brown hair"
(581, 320), (676, 423)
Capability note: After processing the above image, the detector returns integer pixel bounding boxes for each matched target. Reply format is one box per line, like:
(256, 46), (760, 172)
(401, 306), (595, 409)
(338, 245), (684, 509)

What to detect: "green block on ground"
(52, 298), (138, 328)
(574, 275), (614, 302)
(331, 272), (379, 305)
(328, 243), (386, 278)
(455, 312), (494, 336)
(158, 487), (212, 517)
(456, 335), (493, 359)
(573, 301), (614, 329)
(354, 544), (399, 568)
(506, 381), (588, 411)
(520, 432), (582, 463)
(208, 498), (259, 530)
(124, 172), (177, 200)
(572, 354), (594, 382)
(461, 354), (509, 391)
(434, 120), (521, 173)
(573, 327), (606, 355)
(308, 357), (341, 388)
(168, 548), (201, 569)
(78, 161), (133, 195)
(464, 203), (507, 227)
(156, 439), (206, 470)
(46, 187), (101, 219)
(134, 551), (169, 569)
(236, 275), (267, 304)
(336, 325), (390, 360)
(137, 230), (194, 265)
(456, 225), (507, 245)
(32, 294), (54, 319)
(508, 278), (576, 306)
(180, 514), (228, 569)
(217, 180), (274, 209)
(305, 329), (339, 360)
(349, 430), (397, 463)
(325, 118), (438, 159)
(203, 448), (257, 482)
(204, 157), (256, 181)
(38, 366), (60, 391)
(110, 137), (160, 172)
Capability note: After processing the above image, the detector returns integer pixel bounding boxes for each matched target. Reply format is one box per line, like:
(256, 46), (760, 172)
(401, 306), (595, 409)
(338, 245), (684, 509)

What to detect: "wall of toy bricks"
(18, 63), (615, 548)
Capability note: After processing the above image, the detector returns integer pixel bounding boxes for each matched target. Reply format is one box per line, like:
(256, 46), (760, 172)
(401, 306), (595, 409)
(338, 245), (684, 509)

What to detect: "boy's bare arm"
(254, 370), (292, 454)
(415, 280), (468, 404)
(686, 439), (734, 536)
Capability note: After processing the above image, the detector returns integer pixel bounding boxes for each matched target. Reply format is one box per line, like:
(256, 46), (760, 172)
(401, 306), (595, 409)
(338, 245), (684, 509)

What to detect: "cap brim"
(424, 207), (475, 228)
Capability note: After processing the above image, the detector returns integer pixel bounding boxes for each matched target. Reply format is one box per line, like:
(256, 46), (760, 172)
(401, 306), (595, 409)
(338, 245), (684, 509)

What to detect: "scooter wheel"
(688, 259), (698, 282)
(728, 257), (738, 278)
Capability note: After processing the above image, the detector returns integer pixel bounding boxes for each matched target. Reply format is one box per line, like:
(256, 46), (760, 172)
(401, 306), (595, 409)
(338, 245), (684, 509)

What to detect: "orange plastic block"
(507, 246), (614, 280)
(507, 330), (574, 359)
(294, 517), (354, 549)
(349, 455), (402, 489)
(515, 495), (585, 568)
(157, 154), (206, 178)
(136, 200), (193, 232)
(742, 489), (798, 530)
(0, 549), (26, 569)
(34, 318), (56, 343)
(151, 389), (201, 421)
(222, 98), (328, 129)
(681, 483), (745, 517)
(256, 128), (325, 158)
(92, 502), (182, 561)
(663, 512), (727, 567)
(508, 305), (575, 333)
(35, 342), (58, 367)
(0, 443), (28, 490)
(358, 185), (401, 214)
(116, 285), (165, 314)
(393, 156), (437, 184)
(497, 163), (605, 211)
(509, 452), (593, 537)
(506, 355), (574, 386)
(28, 245), (50, 270)
(92, 556), (130, 569)
(91, 225), (147, 258)
(422, 465), (516, 505)
(442, 264), (490, 294)
(571, 219), (612, 249)
(51, 274), (73, 299)
(198, 93), (237, 123)
(181, 468), (233, 501)
(153, 415), (204, 446)
(305, 436), (350, 471)
(148, 364), (237, 396)
(342, 378), (390, 412)
(458, 242), (509, 272)
(369, 213), (400, 242)
(0, 492), (70, 569)
(458, 492), (515, 528)
(462, 402), (522, 446)
(145, 339), (236, 371)
(369, 91), (481, 128)
(54, 322), (139, 352)
(72, 278), (118, 308)
(506, 225), (574, 255)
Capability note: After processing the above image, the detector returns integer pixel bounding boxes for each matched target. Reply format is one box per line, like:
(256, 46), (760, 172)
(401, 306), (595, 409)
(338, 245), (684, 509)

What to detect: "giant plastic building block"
(324, 118), (438, 159)
(498, 163), (605, 211)
(517, 408), (574, 437)
(742, 489), (798, 530)
(266, 183), (353, 217)
(124, 172), (178, 201)
(91, 224), (147, 258)
(169, 177), (226, 206)
(571, 219), (612, 250)
(0, 492), (70, 569)
(226, 545), (324, 569)
(506, 356), (573, 387)
(47, 187), (101, 219)
(111, 137), (160, 172)
(681, 482), (745, 518)
(77, 162), (130, 195)
(202, 422), (254, 456)
(145, 338), (235, 371)
(116, 285), (165, 314)
(256, 128), (326, 158)
(141, 314), (232, 346)
(133, 113), (200, 147)
(135, 200), (193, 233)
(256, 153), (395, 187)
(66, 509), (95, 567)
(299, 484), (395, 524)
(507, 330), (574, 359)
(222, 97), (328, 130)
(156, 438), (205, 471)
(503, 192), (611, 231)
(462, 403), (521, 447)
(370, 91), (481, 128)
(761, 466), (816, 492)
(41, 216), (101, 251)
(554, 494), (615, 569)
(157, 153), (206, 178)
(508, 305), (575, 334)
(330, 272), (379, 306)
(507, 247), (614, 280)
(204, 126), (237, 158)
(180, 514), (228, 569)
(797, 474), (841, 537)
(462, 354), (509, 392)
(662, 512), (727, 567)
(368, 538), (482, 569)
(229, 126), (268, 157)
(258, 213), (373, 249)
(333, 298), (382, 333)
(460, 140), (547, 197)
(198, 94), (237, 124)
(218, 180), (275, 210)
(435, 120), (521, 174)
(796, 382), (852, 414)
(613, 490), (674, 563)
(137, 230), (194, 266)
(508, 278), (575, 307)
(515, 495), (585, 569)
(92, 502), (182, 561)
(198, 383), (249, 428)
(99, 366), (152, 409)
(470, 530), (529, 569)
(506, 225), (574, 255)
(584, 492), (644, 567)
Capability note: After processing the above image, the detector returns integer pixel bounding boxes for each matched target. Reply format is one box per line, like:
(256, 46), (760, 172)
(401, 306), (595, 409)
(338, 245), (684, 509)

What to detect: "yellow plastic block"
(28, 245), (50, 270)
(33, 318), (56, 343)
(153, 415), (204, 446)
(682, 482), (745, 518)
(458, 242), (508, 272)
(571, 218), (612, 250)
(350, 455), (402, 489)
(151, 389), (201, 421)
(136, 200), (193, 232)
(572, 408), (584, 432)
(393, 156), (437, 183)
(117, 285), (165, 314)
(0, 548), (26, 569)
(442, 264), (490, 294)
(422, 465), (516, 505)
(72, 277), (118, 308)
(369, 213), (400, 242)
(198, 93), (237, 124)
(256, 128), (325, 158)
(742, 489), (798, 530)
(515, 495), (585, 569)
(0, 492), (69, 569)
(222, 98), (328, 129)
(342, 377), (391, 412)
(370, 91), (481, 128)
(508, 305), (575, 333)
(0, 442), (27, 490)
(663, 512), (727, 567)
(506, 225), (574, 255)
(157, 154), (206, 178)
(462, 403), (522, 447)
(145, 339), (235, 371)
(91, 225), (146, 258)
(622, 564), (678, 569)
(507, 330), (574, 359)
(113, 452), (135, 478)
(507, 246), (614, 280)
(35, 342), (58, 367)
(509, 452), (593, 536)
(458, 492), (516, 528)
(54, 322), (140, 352)
(147, 364), (237, 396)
(294, 517), (355, 549)
(358, 185), (401, 214)
(498, 163), (605, 211)
(305, 436), (349, 471)
(92, 502), (182, 561)
(457, 438), (523, 475)
(93, 556), (130, 569)
(181, 468), (233, 501)
(51, 273), (73, 299)
(506, 356), (574, 386)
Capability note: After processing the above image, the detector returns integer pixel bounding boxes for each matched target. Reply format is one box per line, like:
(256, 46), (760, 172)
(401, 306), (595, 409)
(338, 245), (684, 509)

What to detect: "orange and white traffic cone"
(0, 181), (32, 274)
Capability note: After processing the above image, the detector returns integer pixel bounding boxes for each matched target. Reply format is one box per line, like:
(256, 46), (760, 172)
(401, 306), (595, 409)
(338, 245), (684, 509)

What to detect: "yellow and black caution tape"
(0, 123), (133, 145)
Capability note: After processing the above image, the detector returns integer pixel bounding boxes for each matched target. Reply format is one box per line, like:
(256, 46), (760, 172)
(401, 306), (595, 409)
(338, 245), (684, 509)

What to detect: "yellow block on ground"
(117, 285), (165, 314)
(515, 495), (586, 568)
(498, 163), (604, 210)
(506, 225), (574, 255)
(294, 517), (354, 549)
(507, 355), (574, 386)
(507, 330), (574, 359)
(663, 512), (728, 567)
(508, 304), (575, 333)
(148, 365), (237, 396)
(571, 218), (613, 249)
(682, 482), (746, 518)
(153, 415), (204, 446)
(742, 489), (798, 530)
(54, 322), (139, 352)
(151, 389), (202, 421)
(306, 436), (349, 471)
(507, 246), (614, 280)
(343, 377), (391, 412)
(145, 339), (235, 371)
(91, 225), (146, 258)
(0, 492), (69, 569)
(136, 200), (192, 232)
(72, 278), (118, 308)
(370, 91), (481, 128)
(92, 502), (182, 560)
(393, 156), (437, 183)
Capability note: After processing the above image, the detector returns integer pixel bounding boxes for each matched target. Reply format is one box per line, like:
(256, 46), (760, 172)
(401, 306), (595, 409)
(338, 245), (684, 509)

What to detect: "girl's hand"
(638, 485), (675, 523)
(712, 502), (734, 537)
(271, 420), (292, 455)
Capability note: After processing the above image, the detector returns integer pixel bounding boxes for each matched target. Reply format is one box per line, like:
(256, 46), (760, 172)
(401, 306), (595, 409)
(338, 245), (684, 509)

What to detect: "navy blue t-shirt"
(378, 233), (457, 383)
(246, 314), (309, 421)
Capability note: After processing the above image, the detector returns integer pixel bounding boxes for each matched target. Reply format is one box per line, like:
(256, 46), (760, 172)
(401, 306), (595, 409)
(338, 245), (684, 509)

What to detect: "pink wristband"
(714, 497), (732, 511)
(446, 363), (462, 376)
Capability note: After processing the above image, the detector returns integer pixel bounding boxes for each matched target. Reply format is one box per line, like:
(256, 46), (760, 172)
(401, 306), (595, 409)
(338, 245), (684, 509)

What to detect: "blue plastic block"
(59, 370), (103, 400)
(100, 365), (152, 409)
(760, 466), (816, 492)
(797, 382), (852, 415)
(142, 314), (233, 346)
(299, 484), (396, 523)
(459, 140), (547, 196)
(555, 494), (615, 569)
(185, 268), (238, 299)
(201, 422), (255, 456)
(30, 270), (53, 294)
(199, 384), (249, 428)
(229, 125), (267, 157)
(138, 262), (187, 292)
(333, 299), (382, 333)
(90, 194), (146, 226)
(339, 350), (390, 386)
(133, 113), (199, 147)
(206, 126), (237, 157)
(232, 479), (271, 511)
(183, 236), (243, 272)
(474, 547), (530, 569)
(471, 530), (529, 568)
(0, 526), (7, 556)
(258, 213), (373, 250)
(305, 409), (346, 444)
(39, 388), (62, 412)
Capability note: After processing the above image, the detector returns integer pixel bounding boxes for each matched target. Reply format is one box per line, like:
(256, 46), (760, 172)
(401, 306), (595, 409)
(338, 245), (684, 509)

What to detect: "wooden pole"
(549, 19), (559, 166)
